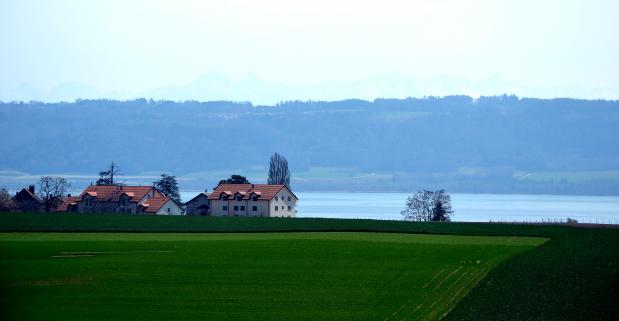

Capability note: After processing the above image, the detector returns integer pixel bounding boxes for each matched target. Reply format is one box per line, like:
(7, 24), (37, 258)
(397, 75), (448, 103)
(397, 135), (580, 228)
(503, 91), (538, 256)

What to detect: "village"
(10, 183), (297, 217)
(4, 155), (297, 217)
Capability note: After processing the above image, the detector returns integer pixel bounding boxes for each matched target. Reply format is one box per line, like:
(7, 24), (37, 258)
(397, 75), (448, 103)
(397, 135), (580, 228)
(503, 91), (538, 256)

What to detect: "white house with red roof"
(57, 185), (183, 215)
(208, 184), (297, 217)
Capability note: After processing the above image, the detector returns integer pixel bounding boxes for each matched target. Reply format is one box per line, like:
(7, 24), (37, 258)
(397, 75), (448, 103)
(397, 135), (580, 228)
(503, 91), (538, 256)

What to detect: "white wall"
(270, 187), (297, 217)
(210, 199), (270, 217)
(156, 199), (183, 215)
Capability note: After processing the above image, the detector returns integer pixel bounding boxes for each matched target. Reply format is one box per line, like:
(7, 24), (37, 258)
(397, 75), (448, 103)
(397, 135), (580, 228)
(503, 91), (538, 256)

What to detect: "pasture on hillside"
(0, 232), (545, 321)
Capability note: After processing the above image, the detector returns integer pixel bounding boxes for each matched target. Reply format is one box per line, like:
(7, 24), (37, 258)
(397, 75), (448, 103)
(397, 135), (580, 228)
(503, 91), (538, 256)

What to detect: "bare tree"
(401, 189), (453, 221)
(267, 152), (290, 187)
(96, 162), (120, 186)
(0, 188), (15, 212)
(38, 176), (71, 212)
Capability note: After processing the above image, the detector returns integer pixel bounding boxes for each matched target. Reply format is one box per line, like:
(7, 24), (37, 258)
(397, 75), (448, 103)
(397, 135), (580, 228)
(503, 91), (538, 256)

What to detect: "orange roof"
(208, 184), (296, 201)
(56, 196), (81, 212)
(79, 185), (154, 202)
(141, 196), (171, 213)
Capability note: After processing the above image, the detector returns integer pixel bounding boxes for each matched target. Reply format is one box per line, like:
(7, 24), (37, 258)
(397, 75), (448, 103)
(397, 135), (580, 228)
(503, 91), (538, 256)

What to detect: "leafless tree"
(0, 188), (15, 212)
(401, 189), (453, 221)
(96, 161), (120, 186)
(267, 152), (290, 187)
(38, 176), (71, 212)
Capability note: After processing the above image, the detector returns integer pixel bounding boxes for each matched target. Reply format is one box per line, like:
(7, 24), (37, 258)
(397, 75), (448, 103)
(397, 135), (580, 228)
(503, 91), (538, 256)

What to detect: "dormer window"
(236, 195), (242, 201)
(252, 196), (258, 201)
(220, 193), (229, 200)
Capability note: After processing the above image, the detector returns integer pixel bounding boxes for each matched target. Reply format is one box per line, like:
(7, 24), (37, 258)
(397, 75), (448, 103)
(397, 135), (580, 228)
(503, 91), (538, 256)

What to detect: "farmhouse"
(185, 192), (210, 216)
(208, 184), (297, 217)
(12, 185), (42, 212)
(57, 185), (183, 215)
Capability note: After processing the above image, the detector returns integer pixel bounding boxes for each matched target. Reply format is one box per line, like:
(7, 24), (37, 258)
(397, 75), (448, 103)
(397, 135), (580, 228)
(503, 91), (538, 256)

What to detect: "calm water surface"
(181, 192), (619, 224)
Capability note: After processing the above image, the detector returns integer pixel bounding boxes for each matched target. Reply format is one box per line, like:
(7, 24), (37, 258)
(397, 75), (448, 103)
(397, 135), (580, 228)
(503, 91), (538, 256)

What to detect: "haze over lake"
(181, 192), (619, 224)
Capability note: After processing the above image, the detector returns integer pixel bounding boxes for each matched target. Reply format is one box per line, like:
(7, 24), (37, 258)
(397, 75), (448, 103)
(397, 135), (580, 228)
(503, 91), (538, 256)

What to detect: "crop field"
(1, 213), (618, 320)
(0, 232), (545, 321)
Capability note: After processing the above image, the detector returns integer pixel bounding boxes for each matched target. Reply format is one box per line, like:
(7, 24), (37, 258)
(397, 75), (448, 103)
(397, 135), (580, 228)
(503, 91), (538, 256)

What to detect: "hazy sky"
(1, 0), (618, 103)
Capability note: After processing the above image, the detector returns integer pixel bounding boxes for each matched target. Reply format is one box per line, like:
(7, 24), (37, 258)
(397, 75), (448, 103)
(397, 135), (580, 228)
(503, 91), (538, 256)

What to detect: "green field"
(0, 232), (545, 321)
(1, 213), (618, 320)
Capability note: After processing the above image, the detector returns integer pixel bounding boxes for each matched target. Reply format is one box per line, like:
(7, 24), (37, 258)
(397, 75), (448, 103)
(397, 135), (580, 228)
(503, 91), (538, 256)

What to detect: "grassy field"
(1, 213), (618, 320)
(0, 232), (544, 321)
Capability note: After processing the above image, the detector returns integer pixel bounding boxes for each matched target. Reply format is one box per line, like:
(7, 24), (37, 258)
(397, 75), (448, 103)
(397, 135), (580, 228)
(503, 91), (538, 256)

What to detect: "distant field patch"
(0, 232), (545, 321)
(515, 170), (619, 183)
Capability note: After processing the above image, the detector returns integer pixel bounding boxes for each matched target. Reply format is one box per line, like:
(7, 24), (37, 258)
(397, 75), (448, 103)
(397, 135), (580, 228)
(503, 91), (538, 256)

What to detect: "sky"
(1, 0), (618, 104)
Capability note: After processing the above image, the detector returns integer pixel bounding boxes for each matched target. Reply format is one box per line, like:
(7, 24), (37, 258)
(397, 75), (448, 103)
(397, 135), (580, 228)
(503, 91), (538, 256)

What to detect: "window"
(252, 196), (258, 201)
(236, 195), (242, 201)
(288, 206), (291, 211)
(275, 196), (278, 201)
(223, 205), (228, 211)
(167, 208), (171, 213)
(288, 196), (291, 202)
(240, 206), (245, 211)
(252, 206), (257, 211)
(274, 206), (278, 211)
(234, 205), (239, 211)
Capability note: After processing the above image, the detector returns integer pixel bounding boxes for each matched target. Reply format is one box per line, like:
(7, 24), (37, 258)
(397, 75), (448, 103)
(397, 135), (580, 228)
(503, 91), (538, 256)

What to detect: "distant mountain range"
(1, 95), (618, 195)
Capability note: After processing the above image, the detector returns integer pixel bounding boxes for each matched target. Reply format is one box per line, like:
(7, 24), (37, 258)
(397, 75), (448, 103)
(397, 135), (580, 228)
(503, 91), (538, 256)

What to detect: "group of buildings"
(11, 183), (297, 217)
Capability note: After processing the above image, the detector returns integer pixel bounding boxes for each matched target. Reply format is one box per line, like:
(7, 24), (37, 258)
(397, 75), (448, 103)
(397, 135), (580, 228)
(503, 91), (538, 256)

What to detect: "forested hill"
(1, 96), (619, 194)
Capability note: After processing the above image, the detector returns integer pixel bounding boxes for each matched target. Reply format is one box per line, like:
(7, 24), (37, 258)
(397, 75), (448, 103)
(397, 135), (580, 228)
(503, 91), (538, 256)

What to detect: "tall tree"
(431, 190), (453, 222)
(268, 152), (290, 187)
(401, 189), (453, 222)
(218, 174), (251, 185)
(154, 174), (181, 203)
(96, 162), (120, 186)
(38, 176), (71, 212)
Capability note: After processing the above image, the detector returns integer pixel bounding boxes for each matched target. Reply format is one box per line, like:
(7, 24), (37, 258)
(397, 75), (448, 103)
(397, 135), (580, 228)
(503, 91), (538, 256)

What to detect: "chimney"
(28, 185), (35, 194)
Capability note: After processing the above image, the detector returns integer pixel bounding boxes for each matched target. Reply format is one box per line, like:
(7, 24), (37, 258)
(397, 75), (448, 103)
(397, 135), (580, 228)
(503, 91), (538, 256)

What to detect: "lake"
(180, 192), (619, 224)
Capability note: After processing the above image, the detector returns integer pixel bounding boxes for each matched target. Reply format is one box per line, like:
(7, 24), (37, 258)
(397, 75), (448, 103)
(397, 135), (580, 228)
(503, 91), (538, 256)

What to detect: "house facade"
(208, 184), (297, 217)
(57, 185), (183, 215)
(185, 192), (210, 216)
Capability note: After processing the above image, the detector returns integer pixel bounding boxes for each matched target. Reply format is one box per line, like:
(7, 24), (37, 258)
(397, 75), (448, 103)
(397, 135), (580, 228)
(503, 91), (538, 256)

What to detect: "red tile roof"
(141, 196), (171, 213)
(80, 185), (155, 202)
(208, 184), (296, 201)
(56, 196), (81, 212)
